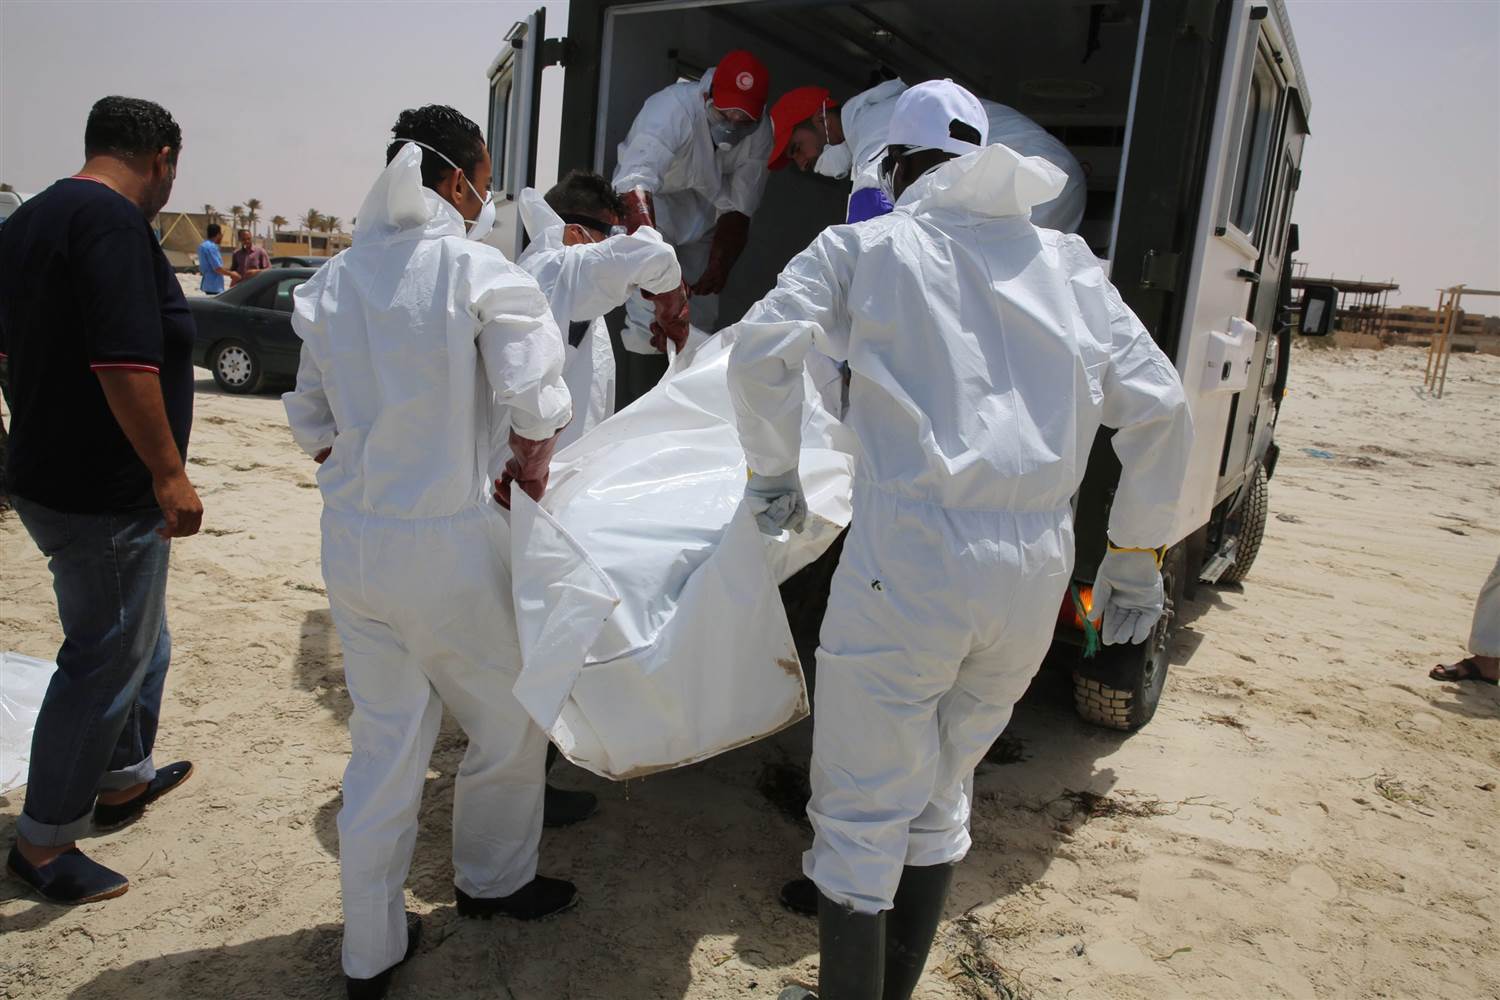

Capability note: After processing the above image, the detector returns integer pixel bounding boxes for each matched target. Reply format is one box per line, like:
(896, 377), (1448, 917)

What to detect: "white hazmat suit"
(282, 144), (572, 978)
(613, 67), (773, 349)
(834, 78), (1088, 233)
(515, 188), (682, 450)
(727, 142), (1192, 913)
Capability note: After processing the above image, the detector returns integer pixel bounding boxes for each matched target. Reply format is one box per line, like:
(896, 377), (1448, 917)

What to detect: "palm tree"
(229, 205), (244, 237)
(322, 215), (341, 234)
(271, 214), (288, 243)
(300, 209), (322, 252)
(244, 198), (262, 238)
(202, 204), (220, 238)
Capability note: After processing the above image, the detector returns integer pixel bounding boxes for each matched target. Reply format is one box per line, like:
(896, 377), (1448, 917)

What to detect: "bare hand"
(153, 470), (204, 538)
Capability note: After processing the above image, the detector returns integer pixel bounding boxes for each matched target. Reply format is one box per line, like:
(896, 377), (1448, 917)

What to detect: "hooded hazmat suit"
(515, 188), (682, 450)
(282, 144), (572, 979)
(830, 78), (1087, 232)
(612, 67), (773, 353)
(726, 142), (1193, 914)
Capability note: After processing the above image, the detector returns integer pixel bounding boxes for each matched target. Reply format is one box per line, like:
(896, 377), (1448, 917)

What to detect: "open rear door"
(486, 7), (547, 260)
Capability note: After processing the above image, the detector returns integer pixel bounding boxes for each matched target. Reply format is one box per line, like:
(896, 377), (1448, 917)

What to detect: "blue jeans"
(12, 496), (171, 846)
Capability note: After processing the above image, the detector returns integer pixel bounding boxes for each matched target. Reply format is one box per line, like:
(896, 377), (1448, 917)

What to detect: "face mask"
(393, 137), (495, 241)
(814, 142), (853, 178)
(707, 103), (757, 151)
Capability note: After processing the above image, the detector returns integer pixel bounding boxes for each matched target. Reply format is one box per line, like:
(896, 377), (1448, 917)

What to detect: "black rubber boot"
(881, 863), (955, 1000)
(543, 784), (598, 828)
(345, 911), (422, 1000)
(815, 889), (885, 1000)
(779, 875), (818, 917)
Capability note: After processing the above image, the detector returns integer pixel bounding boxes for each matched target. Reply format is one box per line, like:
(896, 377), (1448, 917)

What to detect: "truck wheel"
(1072, 545), (1185, 731)
(1220, 467), (1269, 585)
(210, 339), (265, 395)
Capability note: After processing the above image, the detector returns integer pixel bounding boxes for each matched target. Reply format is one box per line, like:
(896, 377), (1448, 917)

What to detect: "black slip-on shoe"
(345, 911), (423, 1000)
(92, 760), (194, 831)
(543, 784), (598, 828)
(455, 876), (577, 920)
(7, 844), (129, 904)
(780, 876), (818, 917)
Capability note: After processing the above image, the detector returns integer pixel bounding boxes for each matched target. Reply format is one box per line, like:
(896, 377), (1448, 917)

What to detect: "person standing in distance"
(0, 96), (202, 905)
(196, 222), (236, 294)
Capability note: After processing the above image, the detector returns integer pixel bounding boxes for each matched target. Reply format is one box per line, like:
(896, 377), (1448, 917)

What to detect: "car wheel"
(210, 339), (266, 394)
(1219, 466), (1269, 585)
(1071, 544), (1185, 731)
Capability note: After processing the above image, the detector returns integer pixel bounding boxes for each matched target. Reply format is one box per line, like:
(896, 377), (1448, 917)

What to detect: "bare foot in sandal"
(1429, 655), (1500, 686)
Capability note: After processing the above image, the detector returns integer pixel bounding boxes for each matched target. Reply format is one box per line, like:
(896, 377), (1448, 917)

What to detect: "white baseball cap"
(886, 80), (988, 156)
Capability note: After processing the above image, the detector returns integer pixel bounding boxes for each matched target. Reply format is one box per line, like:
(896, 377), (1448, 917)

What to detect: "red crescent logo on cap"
(736, 71), (755, 91)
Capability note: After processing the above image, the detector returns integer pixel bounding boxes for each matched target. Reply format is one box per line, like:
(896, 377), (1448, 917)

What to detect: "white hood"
(352, 142), (466, 243)
(517, 187), (565, 252)
(895, 142), (1068, 220)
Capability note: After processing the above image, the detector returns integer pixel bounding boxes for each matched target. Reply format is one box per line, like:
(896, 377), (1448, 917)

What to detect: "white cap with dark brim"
(885, 79), (989, 157)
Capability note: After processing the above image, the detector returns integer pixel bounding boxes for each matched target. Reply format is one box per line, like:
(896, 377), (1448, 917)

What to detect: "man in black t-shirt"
(0, 96), (202, 905)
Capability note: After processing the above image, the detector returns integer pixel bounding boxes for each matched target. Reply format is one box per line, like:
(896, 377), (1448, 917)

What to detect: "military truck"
(485, 0), (1316, 730)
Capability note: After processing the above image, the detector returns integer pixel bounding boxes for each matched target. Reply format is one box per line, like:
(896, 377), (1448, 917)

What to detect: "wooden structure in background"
(1424, 285), (1500, 398)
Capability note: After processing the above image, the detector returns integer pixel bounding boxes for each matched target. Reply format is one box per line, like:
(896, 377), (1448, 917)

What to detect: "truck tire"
(1072, 545), (1185, 731)
(1220, 467), (1269, 585)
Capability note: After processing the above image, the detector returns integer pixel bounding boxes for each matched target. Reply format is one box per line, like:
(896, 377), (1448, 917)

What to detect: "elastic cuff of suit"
(1107, 543), (1166, 568)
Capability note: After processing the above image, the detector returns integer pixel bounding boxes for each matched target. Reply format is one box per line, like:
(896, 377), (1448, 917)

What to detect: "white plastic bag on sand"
(2, 652), (57, 793)
(510, 329), (857, 779)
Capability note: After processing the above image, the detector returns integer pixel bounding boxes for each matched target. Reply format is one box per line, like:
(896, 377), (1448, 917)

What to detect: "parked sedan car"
(189, 268), (315, 394)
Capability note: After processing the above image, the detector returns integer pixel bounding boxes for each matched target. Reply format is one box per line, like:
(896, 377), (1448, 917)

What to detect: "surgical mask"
(394, 137), (495, 241)
(814, 142), (853, 178)
(707, 103), (758, 151)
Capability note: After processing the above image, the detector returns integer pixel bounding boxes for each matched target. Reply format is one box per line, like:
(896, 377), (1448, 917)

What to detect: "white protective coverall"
(515, 188), (683, 449)
(726, 143), (1193, 913)
(613, 67), (774, 350)
(282, 144), (571, 979)
(838, 78), (1088, 233)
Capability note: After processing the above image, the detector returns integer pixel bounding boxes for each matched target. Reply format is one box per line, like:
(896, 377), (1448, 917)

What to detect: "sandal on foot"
(1429, 658), (1499, 685)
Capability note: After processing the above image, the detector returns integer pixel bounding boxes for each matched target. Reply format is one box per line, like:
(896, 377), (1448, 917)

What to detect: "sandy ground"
(1, 343), (1497, 1000)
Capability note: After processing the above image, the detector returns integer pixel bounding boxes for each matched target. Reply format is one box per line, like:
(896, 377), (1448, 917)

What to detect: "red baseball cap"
(711, 50), (770, 120)
(768, 86), (833, 171)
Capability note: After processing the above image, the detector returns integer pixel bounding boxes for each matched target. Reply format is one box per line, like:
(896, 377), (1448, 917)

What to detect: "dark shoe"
(346, 911), (422, 1000)
(455, 875), (577, 920)
(780, 875), (818, 917)
(7, 844), (129, 904)
(778, 989), (817, 999)
(543, 784), (598, 828)
(883, 863), (955, 1000)
(817, 889), (886, 998)
(92, 761), (195, 831)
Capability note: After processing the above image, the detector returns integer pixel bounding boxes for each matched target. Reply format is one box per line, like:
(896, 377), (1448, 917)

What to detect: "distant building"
(152, 212), (351, 268)
(271, 230), (352, 257)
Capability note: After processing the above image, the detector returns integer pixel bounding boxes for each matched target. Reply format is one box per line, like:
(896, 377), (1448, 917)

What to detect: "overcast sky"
(2, 0), (1496, 306)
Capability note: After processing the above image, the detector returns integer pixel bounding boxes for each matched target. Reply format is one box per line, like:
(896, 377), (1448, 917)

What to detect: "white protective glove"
(744, 469), (807, 536)
(1090, 546), (1165, 646)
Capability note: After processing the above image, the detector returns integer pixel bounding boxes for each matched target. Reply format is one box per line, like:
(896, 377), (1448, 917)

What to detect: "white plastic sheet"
(510, 330), (857, 779)
(1, 652), (56, 793)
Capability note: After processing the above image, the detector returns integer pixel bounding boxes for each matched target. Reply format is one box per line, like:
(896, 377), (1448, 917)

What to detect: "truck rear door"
(486, 7), (547, 260)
